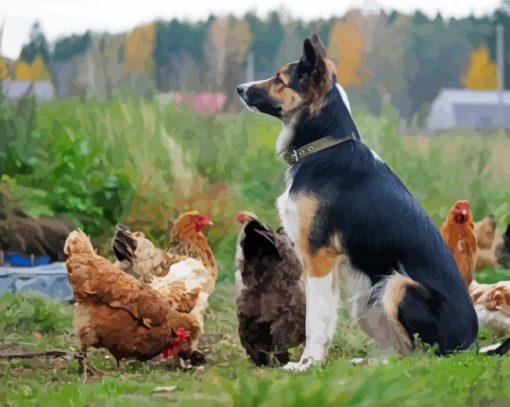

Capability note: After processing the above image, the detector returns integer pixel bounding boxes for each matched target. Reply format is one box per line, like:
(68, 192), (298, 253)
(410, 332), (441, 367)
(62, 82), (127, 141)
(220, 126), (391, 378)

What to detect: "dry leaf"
(152, 385), (178, 394)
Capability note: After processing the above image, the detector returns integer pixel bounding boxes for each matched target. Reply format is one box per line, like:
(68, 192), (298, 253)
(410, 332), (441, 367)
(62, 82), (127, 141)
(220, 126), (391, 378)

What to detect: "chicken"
(64, 230), (200, 379)
(113, 225), (204, 315)
(474, 215), (500, 271)
(475, 215), (498, 249)
(440, 200), (477, 288)
(236, 218), (305, 366)
(168, 211), (217, 294)
(495, 223), (510, 268)
(234, 211), (259, 292)
(470, 280), (510, 337)
(468, 224), (510, 352)
(112, 212), (216, 362)
(112, 224), (182, 283)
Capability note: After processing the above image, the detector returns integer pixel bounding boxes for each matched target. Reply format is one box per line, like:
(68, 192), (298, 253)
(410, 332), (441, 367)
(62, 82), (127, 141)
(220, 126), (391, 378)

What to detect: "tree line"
(1, 6), (510, 124)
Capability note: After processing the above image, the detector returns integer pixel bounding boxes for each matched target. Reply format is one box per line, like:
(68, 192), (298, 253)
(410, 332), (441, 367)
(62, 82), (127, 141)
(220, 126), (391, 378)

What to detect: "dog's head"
(237, 34), (338, 122)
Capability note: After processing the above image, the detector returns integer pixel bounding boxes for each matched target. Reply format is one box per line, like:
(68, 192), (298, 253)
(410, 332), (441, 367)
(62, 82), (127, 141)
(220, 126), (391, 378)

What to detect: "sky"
(0, 0), (503, 59)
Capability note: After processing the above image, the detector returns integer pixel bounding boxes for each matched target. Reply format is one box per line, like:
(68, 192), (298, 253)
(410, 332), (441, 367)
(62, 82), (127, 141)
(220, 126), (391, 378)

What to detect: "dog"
(237, 34), (478, 371)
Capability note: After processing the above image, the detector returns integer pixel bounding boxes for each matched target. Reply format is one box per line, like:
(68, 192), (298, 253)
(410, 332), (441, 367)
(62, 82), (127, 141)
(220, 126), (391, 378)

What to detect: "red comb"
(456, 200), (470, 209)
(175, 327), (191, 341)
(161, 328), (191, 359)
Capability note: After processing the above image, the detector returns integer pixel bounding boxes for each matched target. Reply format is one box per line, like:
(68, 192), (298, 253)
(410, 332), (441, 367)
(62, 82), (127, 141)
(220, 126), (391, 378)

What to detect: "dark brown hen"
(235, 219), (305, 366)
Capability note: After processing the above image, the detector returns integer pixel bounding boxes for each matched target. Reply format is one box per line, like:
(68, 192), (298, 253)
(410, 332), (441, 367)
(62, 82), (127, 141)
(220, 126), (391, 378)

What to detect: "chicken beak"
(208, 220), (214, 226)
(461, 209), (468, 216)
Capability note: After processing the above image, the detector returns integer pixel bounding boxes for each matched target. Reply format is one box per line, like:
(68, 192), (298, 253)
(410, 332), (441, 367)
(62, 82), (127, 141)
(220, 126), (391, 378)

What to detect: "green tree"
(363, 12), (411, 115)
(402, 12), (492, 123)
(153, 19), (209, 90)
(245, 12), (284, 78)
(487, 7), (510, 89)
(19, 22), (50, 64)
(53, 32), (91, 62)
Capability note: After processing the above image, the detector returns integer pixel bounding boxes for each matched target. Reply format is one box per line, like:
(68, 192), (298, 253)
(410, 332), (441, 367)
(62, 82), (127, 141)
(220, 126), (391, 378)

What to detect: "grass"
(2, 96), (510, 404)
(1, 269), (510, 406)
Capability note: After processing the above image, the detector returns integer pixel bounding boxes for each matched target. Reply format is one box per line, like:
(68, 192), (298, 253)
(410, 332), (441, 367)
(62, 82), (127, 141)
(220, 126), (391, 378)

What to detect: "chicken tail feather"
(112, 224), (137, 262)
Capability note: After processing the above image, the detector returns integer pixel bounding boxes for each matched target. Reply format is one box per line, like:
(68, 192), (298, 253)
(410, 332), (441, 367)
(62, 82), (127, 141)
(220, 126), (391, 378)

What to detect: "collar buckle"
(284, 149), (299, 165)
(281, 132), (355, 166)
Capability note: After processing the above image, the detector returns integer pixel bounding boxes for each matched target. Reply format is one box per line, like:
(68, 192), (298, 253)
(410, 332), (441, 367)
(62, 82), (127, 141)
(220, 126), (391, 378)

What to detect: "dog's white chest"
(277, 185), (301, 244)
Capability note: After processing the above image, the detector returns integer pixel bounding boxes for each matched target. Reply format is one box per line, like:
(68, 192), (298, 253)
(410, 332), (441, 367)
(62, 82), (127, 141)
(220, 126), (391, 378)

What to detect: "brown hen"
(168, 211), (217, 294)
(64, 230), (200, 379)
(470, 280), (510, 336)
(235, 218), (305, 366)
(112, 213), (216, 362)
(440, 200), (477, 288)
(474, 216), (501, 271)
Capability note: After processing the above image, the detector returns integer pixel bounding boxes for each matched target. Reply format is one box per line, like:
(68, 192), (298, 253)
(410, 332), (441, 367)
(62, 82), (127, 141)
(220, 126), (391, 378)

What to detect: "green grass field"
(1, 268), (510, 406)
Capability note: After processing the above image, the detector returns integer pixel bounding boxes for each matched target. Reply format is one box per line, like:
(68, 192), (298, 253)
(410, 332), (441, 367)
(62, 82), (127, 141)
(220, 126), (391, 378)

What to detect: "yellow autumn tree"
(15, 54), (51, 80)
(124, 23), (156, 75)
(0, 57), (12, 79)
(462, 44), (497, 90)
(327, 12), (366, 87)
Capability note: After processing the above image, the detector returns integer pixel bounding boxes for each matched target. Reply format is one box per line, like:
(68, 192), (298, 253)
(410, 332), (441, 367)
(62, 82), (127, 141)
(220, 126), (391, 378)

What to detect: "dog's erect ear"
(299, 34), (328, 86)
(311, 34), (327, 58)
(299, 39), (317, 75)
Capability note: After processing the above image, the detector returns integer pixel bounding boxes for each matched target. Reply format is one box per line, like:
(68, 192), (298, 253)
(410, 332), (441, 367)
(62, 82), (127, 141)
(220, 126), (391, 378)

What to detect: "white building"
(427, 88), (510, 132)
(1, 79), (55, 101)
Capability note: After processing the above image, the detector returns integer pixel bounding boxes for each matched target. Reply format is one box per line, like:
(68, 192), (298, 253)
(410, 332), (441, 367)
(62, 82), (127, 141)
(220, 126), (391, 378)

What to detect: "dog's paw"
(282, 357), (318, 372)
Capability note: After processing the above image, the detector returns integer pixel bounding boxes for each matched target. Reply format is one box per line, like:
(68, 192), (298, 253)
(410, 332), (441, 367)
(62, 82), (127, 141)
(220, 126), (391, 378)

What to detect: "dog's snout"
(237, 85), (245, 96)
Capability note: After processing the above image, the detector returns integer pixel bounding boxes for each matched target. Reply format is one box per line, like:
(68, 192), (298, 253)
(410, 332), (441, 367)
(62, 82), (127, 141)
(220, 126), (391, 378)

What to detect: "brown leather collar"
(281, 132), (355, 166)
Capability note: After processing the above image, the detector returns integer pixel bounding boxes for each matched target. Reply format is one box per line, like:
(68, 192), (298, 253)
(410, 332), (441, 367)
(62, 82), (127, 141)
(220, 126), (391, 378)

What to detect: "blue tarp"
(0, 263), (73, 301)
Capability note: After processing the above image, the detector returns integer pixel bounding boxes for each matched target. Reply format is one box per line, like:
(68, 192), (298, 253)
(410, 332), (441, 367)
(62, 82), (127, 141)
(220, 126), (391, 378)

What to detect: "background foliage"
(1, 93), (509, 282)
(4, 4), (510, 123)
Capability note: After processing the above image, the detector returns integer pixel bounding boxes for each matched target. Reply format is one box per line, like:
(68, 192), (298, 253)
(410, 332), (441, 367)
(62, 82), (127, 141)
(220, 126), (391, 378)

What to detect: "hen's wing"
(150, 279), (201, 313)
(113, 225), (182, 281)
(470, 280), (510, 336)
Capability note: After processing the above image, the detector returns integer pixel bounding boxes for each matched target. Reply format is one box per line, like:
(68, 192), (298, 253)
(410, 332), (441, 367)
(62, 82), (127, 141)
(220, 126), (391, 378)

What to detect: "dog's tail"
(393, 275), (478, 355)
(480, 338), (510, 356)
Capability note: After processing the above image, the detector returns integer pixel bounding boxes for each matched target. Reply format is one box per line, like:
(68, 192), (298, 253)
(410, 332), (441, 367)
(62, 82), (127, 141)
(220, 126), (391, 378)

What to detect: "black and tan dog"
(237, 35), (478, 371)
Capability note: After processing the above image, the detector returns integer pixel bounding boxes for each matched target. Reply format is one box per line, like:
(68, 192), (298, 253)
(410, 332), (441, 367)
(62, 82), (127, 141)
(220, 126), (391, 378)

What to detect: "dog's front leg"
(287, 271), (339, 371)
(279, 194), (341, 372)
(284, 264), (339, 372)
